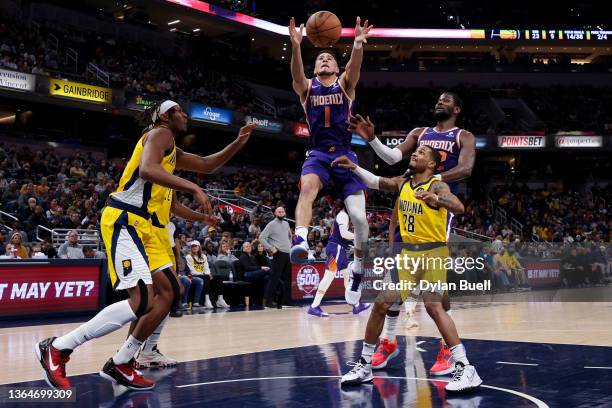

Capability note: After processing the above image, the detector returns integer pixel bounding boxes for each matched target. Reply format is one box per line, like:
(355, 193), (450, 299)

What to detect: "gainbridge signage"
(49, 79), (113, 104)
(498, 135), (546, 149)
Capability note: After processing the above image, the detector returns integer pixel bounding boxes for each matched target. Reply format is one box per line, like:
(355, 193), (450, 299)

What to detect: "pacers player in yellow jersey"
(35, 100), (256, 390)
(334, 145), (482, 392)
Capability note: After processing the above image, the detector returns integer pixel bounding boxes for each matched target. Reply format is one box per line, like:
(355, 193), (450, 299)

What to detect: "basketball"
(306, 11), (342, 47)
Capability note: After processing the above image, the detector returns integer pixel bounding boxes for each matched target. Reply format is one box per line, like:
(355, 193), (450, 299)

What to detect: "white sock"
(218, 295), (225, 301)
(205, 294), (211, 303)
(361, 342), (376, 364)
(296, 226), (308, 242)
(52, 300), (136, 350)
(450, 343), (469, 366)
(142, 314), (168, 352)
(312, 270), (334, 308)
(381, 315), (398, 342)
(113, 335), (143, 365)
(404, 297), (417, 314)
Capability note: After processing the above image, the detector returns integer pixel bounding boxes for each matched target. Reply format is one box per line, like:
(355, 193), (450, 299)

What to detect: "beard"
(433, 109), (451, 121)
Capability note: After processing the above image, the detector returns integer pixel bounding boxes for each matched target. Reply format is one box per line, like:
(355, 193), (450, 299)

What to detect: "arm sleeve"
(369, 138), (403, 165)
(353, 166), (380, 189)
(336, 212), (355, 240)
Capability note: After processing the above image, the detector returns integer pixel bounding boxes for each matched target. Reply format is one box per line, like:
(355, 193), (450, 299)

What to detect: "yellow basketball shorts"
(101, 207), (173, 290)
(151, 224), (176, 271)
(397, 244), (449, 301)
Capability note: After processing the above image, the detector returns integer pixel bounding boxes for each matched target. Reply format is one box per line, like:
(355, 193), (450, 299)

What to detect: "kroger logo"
(202, 107), (221, 121)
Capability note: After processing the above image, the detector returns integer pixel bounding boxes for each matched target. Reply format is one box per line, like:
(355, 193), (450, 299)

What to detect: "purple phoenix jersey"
(300, 78), (366, 200)
(417, 126), (464, 192)
(304, 77), (353, 148)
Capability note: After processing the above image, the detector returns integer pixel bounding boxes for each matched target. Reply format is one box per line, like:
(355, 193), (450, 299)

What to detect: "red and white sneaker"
(34, 337), (72, 389)
(99, 358), (155, 390)
(429, 340), (454, 376)
(372, 339), (399, 369)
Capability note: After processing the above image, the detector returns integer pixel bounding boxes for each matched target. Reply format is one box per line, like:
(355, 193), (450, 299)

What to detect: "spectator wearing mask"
(58, 230), (84, 259)
(259, 206), (292, 307)
(185, 241), (229, 309)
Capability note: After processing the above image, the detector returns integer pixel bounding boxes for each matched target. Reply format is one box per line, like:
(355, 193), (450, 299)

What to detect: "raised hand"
(414, 190), (439, 207)
(354, 16), (374, 44)
(331, 155), (357, 170)
(194, 189), (213, 215)
(289, 17), (305, 46)
(347, 113), (375, 141)
(237, 123), (257, 145)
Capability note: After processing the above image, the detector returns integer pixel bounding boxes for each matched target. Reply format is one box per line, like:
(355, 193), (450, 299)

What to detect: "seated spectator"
(492, 248), (512, 291)
(313, 242), (326, 260)
(239, 241), (271, 285)
(185, 240), (229, 309)
(30, 243), (48, 259)
(82, 246), (105, 259)
(252, 241), (271, 268)
(502, 248), (529, 289)
(217, 241), (239, 263)
(11, 221), (28, 243)
(58, 230), (84, 259)
(5, 231), (29, 258)
(41, 238), (58, 259)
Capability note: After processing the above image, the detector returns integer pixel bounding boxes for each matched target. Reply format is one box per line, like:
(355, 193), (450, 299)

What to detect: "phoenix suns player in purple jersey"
(349, 92), (476, 376)
(288, 16), (373, 304)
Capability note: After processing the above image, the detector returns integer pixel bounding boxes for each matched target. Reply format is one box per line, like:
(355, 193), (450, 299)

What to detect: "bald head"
(274, 206), (286, 219)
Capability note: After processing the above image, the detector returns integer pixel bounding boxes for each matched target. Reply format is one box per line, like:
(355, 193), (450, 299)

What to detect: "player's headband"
(151, 100), (179, 123)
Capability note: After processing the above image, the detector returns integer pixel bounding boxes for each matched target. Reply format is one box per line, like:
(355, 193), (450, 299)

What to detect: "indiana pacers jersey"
(397, 176), (450, 244)
(303, 77), (353, 148)
(102, 131), (176, 290)
(111, 132), (176, 227)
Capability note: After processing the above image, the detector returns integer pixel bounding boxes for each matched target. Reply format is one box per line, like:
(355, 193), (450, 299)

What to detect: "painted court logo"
(296, 265), (320, 296)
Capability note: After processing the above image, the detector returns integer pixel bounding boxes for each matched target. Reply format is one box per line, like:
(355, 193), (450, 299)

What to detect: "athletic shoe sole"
(340, 374), (374, 386)
(372, 348), (399, 370)
(445, 379), (483, 393)
(99, 369), (155, 390)
(429, 365), (455, 376)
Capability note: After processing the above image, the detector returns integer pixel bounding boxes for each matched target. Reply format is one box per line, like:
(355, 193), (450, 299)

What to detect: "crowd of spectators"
(454, 183), (612, 244)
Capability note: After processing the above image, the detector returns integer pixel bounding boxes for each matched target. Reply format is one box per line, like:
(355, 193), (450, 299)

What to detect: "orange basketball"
(306, 11), (342, 47)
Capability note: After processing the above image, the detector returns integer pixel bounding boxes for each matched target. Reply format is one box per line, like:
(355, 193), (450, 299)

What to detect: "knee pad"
(135, 279), (149, 318)
(162, 268), (181, 306)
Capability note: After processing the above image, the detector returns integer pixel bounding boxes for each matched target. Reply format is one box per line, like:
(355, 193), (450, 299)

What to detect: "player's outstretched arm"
(140, 128), (213, 213)
(438, 130), (476, 182)
(347, 114), (420, 165)
(331, 155), (403, 192)
(175, 123), (256, 174)
(340, 17), (373, 93)
(289, 17), (309, 99)
(417, 180), (465, 214)
(171, 194), (218, 226)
